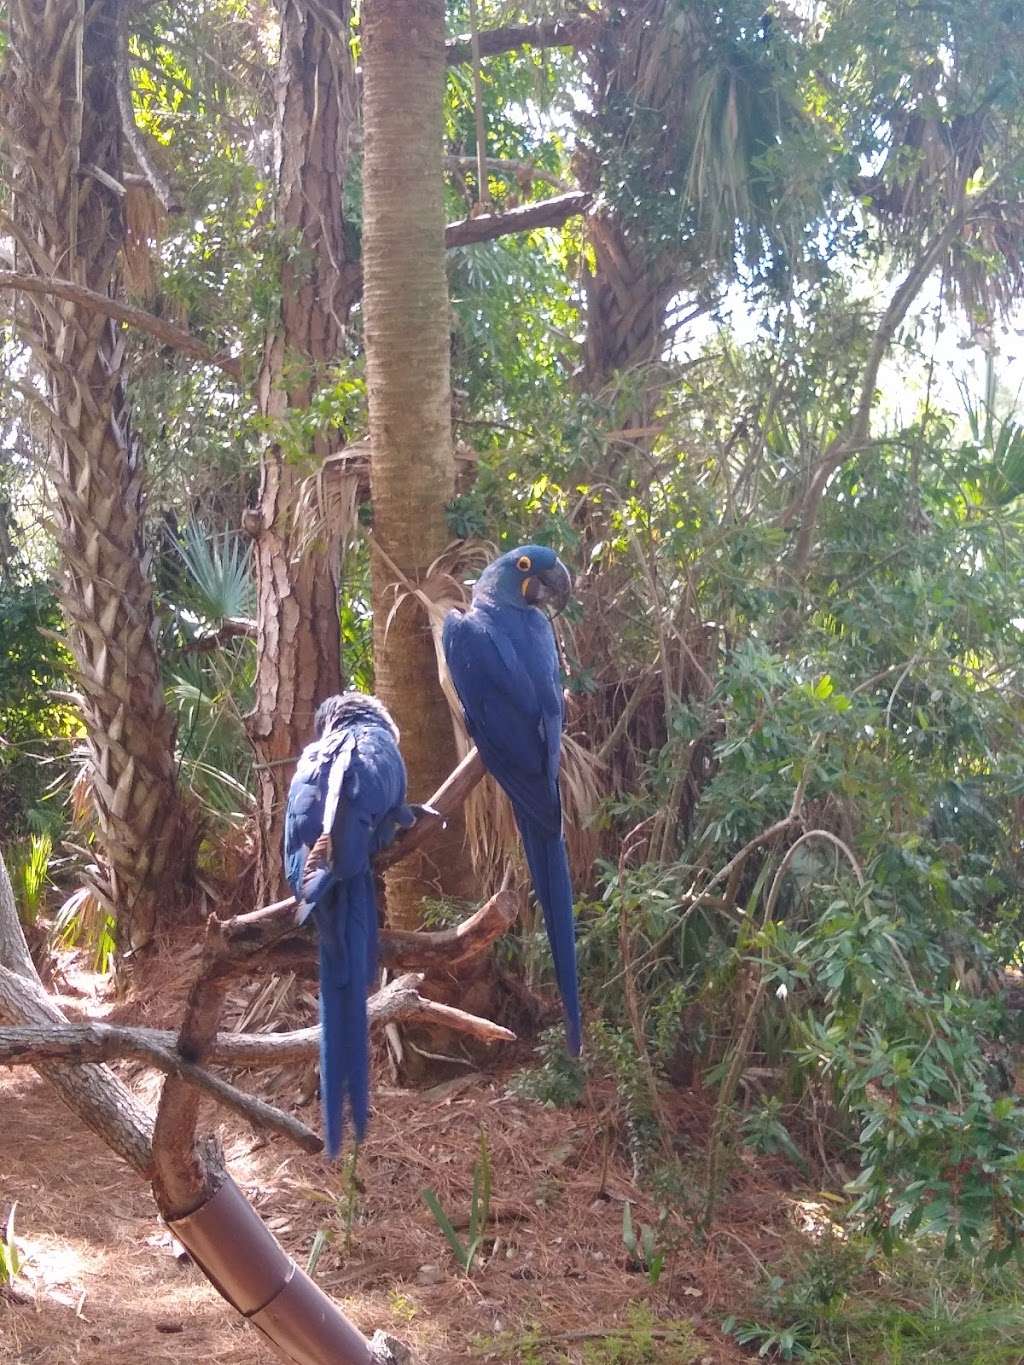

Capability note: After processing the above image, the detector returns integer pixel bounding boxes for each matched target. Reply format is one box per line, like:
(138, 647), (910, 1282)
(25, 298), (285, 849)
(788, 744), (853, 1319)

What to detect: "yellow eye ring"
(516, 554), (532, 572)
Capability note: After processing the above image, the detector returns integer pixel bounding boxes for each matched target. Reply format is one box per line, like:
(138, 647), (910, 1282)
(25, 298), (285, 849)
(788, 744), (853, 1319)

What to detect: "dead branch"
(0, 972), (320, 1152)
(227, 889), (520, 984)
(445, 16), (600, 65)
(379, 888), (522, 971)
(445, 192), (592, 248)
(379, 746), (486, 868)
(180, 615), (259, 651)
(152, 914), (235, 1214)
(0, 970), (515, 1074)
(0, 270), (242, 379)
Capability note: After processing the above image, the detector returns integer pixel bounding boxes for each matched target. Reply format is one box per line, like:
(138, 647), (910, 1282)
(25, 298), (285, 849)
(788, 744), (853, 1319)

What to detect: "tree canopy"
(2, 0), (1024, 1357)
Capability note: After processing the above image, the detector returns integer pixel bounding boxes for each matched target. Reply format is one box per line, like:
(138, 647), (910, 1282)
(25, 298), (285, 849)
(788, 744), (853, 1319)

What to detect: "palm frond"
(176, 521), (255, 625)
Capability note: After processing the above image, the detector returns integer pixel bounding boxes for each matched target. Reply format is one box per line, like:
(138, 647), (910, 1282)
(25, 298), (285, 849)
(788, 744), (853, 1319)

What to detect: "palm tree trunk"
(3, 0), (192, 946)
(247, 0), (361, 903)
(362, 0), (472, 928)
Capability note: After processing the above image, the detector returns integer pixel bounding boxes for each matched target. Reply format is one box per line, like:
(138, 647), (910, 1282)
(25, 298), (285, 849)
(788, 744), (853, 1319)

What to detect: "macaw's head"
(314, 691), (399, 740)
(475, 544), (573, 612)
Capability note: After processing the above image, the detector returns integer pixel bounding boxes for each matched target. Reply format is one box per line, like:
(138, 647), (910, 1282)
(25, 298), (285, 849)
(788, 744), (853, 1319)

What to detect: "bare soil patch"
(0, 947), (820, 1363)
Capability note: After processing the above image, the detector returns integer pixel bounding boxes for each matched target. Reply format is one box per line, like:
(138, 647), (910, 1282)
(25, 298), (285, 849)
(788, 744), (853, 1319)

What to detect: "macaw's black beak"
(525, 559), (572, 612)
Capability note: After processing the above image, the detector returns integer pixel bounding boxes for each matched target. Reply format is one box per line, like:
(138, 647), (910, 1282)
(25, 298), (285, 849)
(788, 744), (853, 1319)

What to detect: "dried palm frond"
(51, 884), (116, 974)
(68, 754), (96, 830)
(290, 440), (366, 563)
(122, 181), (166, 300)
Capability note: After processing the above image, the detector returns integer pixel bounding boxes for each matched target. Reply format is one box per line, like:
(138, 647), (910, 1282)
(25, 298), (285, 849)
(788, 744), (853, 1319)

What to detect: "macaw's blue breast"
(442, 598), (564, 834)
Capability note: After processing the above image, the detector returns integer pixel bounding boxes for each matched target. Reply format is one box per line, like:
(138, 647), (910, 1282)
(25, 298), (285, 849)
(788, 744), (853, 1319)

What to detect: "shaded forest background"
(3, 0), (1024, 1359)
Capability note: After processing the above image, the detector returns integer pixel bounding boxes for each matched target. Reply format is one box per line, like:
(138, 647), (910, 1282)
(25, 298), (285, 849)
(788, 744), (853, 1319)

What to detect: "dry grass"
(0, 944), (822, 1364)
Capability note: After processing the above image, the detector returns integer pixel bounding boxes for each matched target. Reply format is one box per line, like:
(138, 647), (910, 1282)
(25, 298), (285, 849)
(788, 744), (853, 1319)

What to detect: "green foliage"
(10, 834), (52, 926)
(508, 1025), (587, 1109)
(52, 888), (117, 977)
(173, 521), (255, 628)
(421, 1130), (492, 1275)
(725, 1238), (1024, 1363)
(723, 1314), (814, 1361)
(476, 1305), (700, 1365)
(0, 576), (77, 838)
(578, 1305), (699, 1365)
(621, 1201), (668, 1287)
(158, 522), (256, 828)
(305, 1149), (363, 1275)
(0, 1204), (25, 1288)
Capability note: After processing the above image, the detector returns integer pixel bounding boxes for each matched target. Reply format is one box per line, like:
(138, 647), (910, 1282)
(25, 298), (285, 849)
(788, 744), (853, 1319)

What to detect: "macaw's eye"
(516, 554), (532, 572)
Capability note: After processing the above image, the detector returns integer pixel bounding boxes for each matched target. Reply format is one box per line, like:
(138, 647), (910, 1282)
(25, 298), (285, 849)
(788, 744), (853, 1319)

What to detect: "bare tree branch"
(0, 967), (321, 1152)
(0, 969), (515, 1073)
(445, 192), (592, 248)
(445, 16), (600, 65)
(181, 616), (258, 651)
(0, 852), (155, 1177)
(0, 271), (242, 379)
(379, 746), (486, 869)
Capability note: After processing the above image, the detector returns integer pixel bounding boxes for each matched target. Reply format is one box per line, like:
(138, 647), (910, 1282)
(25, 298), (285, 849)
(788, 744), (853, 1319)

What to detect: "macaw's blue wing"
(284, 730), (358, 923)
(283, 713), (408, 1157)
(442, 609), (560, 831)
(443, 606), (582, 1054)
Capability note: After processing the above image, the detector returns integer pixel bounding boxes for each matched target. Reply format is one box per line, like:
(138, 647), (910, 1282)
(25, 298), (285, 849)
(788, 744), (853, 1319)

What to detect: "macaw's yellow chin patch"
(521, 576), (539, 602)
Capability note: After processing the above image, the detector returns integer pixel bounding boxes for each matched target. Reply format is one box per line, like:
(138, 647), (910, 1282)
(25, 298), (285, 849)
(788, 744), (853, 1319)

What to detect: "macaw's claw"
(409, 802), (443, 823)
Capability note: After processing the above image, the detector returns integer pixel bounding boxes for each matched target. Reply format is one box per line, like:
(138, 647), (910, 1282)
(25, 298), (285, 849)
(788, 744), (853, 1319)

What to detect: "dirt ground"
(0, 956), (822, 1364)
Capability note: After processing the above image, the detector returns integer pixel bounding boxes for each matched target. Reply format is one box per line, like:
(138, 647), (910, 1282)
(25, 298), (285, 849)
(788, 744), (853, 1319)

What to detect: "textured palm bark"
(362, 0), (472, 928)
(2, 0), (192, 946)
(248, 0), (361, 902)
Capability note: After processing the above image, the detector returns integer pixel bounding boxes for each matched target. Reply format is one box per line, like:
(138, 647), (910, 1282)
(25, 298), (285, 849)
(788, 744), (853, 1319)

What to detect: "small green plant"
(421, 1130), (492, 1274)
(740, 1097), (809, 1174)
(509, 1026), (587, 1108)
(581, 1304), (699, 1364)
(12, 833), (52, 924)
(722, 1314), (814, 1360)
(386, 1288), (418, 1324)
(621, 1201), (668, 1287)
(476, 1307), (699, 1365)
(0, 1204), (25, 1288)
(305, 1147), (362, 1275)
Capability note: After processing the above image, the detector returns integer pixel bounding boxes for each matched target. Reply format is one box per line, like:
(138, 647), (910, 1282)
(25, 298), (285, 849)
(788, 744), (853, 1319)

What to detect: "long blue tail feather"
(518, 816), (582, 1055)
(315, 871), (376, 1158)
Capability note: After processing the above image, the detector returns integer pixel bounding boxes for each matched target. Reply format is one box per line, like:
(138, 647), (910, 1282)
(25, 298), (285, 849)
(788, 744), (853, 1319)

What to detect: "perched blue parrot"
(284, 692), (416, 1157)
(442, 544), (582, 1054)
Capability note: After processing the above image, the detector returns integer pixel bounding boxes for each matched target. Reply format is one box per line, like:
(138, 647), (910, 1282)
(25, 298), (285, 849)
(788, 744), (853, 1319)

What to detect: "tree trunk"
(362, 0), (472, 928)
(2, 0), (192, 946)
(247, 0), (361, 903)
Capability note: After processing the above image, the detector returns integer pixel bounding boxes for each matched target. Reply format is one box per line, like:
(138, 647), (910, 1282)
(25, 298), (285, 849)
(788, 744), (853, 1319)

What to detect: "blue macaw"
(442, 544), (582, 1054)
(284, 692), (416, 1157)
